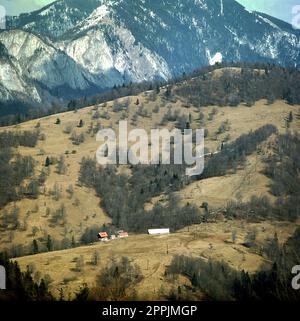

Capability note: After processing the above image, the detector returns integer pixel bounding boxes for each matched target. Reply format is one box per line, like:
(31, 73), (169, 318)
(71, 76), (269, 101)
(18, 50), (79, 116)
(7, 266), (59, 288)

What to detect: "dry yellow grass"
(15, 220), (298, 300)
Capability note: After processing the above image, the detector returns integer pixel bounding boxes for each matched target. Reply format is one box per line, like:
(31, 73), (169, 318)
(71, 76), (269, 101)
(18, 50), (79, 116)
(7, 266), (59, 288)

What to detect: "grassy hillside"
(15, 221), (297, 300)
(0, 67), (300, 300)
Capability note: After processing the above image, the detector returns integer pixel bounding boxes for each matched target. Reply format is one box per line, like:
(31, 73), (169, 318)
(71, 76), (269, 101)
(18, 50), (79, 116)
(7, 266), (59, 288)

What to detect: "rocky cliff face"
(1, 0), (300, 110)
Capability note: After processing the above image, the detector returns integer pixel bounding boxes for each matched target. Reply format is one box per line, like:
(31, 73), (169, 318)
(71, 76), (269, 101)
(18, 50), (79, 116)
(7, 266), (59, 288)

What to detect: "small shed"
(98, 232), (109, 242)
(148, 228), (170, 235)
(118, 231), (129, 238)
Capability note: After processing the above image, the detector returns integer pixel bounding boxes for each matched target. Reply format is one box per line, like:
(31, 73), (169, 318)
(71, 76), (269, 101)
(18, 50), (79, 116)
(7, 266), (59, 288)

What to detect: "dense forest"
(176, 63), (300, 107)
(264, 133), (300, 221)
(0, 253), (53, 301)
(0, 131), (39, 208)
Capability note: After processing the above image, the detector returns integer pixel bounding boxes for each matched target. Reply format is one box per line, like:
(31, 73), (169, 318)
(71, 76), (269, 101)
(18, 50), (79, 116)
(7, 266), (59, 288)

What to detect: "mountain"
(0, 29), (110, 108)
(6, 0), (102, 39)
(1, 0), (300, 113)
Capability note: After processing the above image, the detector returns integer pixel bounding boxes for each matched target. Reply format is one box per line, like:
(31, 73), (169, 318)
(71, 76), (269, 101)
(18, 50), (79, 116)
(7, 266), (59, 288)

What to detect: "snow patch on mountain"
(206, 50), (223, 65)
(256, 14), (280, 30)
(82, 4), (110, 30)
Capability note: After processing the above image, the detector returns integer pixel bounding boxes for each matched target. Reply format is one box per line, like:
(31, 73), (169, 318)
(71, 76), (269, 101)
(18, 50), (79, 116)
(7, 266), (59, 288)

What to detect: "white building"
(148, 228), (170, 235)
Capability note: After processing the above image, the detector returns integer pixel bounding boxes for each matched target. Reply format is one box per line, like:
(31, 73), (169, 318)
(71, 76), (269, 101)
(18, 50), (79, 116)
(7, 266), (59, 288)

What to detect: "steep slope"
(58, 4), (172, 84)
(6, 0), (103, 39)
(0, 42), (41, 105)
(0, 30), (113, 110)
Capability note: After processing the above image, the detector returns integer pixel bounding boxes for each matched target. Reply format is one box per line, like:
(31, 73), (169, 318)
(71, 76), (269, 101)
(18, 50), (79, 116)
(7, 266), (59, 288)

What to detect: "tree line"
(167, 227), (300, 301)
(0, 130), (40, 208)
(0, 253), (143, 301)
(175, 63), (300, 107)
(0, 130), (40, 148)
(198, 124), (278, 179)
(264, 132), (300, 221)
(0, 149), (35, 208)
(0, 252), (53, 301)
